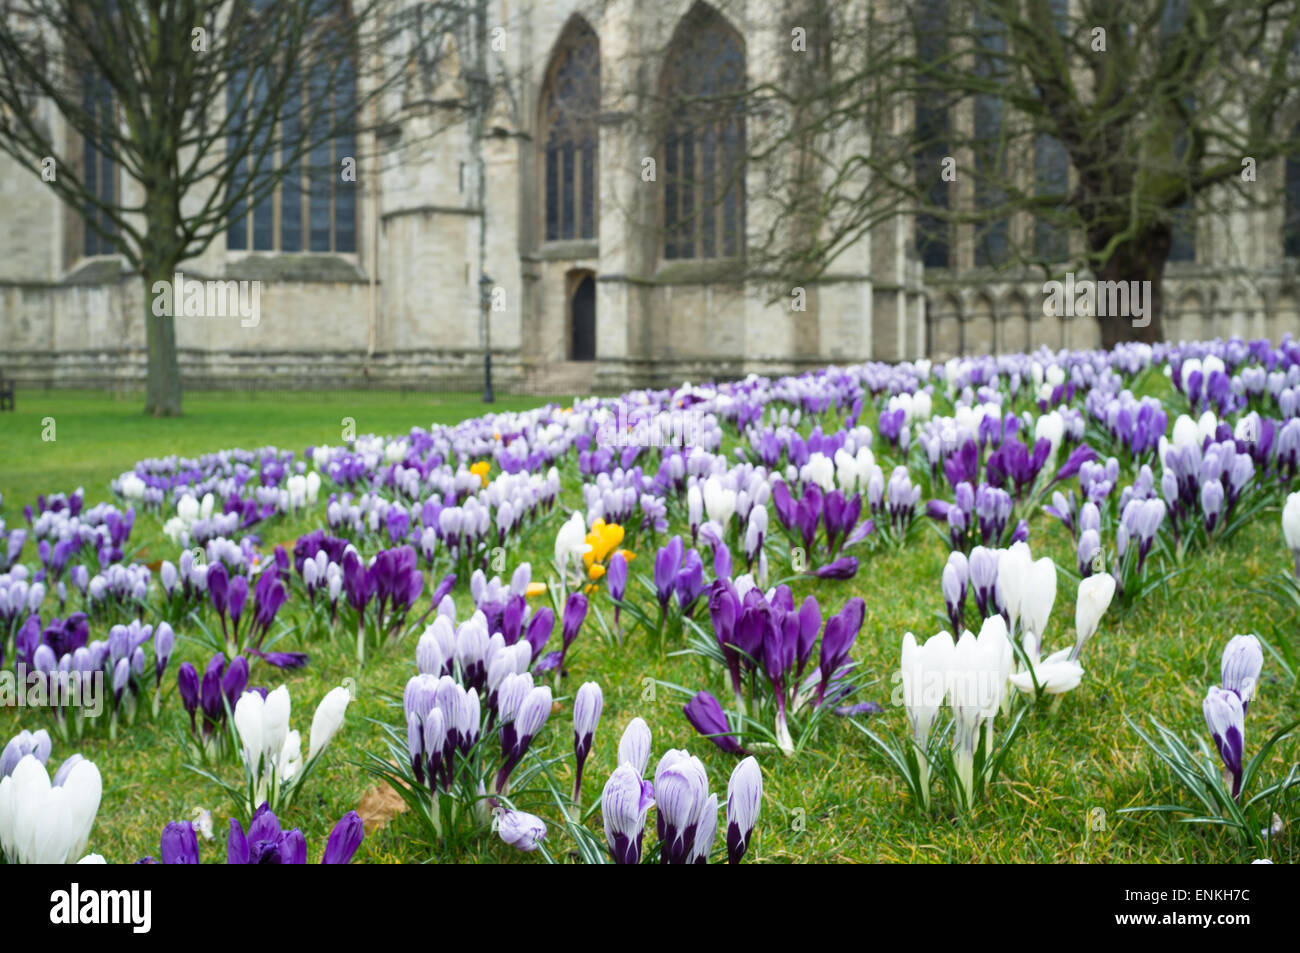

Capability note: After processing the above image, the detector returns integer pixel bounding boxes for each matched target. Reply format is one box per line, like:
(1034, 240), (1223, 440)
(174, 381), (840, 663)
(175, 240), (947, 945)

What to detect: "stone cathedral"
(2, 0), (1299, 395)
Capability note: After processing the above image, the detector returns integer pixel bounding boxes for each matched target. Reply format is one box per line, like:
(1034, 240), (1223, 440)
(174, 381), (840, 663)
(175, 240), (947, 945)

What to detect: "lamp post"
(480, 272), (495, 403)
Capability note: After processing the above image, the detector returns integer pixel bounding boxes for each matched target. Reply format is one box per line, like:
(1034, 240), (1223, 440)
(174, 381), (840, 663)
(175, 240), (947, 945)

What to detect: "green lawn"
(1, 389), (552, 508)
(0, 386), (1296, 864)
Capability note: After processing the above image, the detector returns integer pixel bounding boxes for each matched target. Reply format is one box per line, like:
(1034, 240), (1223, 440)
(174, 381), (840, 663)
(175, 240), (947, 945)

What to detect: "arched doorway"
(571, 274), (596, 361)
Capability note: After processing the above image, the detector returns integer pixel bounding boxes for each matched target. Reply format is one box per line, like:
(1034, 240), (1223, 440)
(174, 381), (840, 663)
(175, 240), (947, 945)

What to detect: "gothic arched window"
(539, 19), (600, 242)
(660, 4), (746, 260)
(226, 2), (357, 254)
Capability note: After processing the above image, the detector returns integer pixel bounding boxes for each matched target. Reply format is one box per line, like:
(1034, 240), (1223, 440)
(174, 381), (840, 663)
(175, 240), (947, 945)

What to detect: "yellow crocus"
(525, 582), (548, 598)
(469, 461), (490, 488)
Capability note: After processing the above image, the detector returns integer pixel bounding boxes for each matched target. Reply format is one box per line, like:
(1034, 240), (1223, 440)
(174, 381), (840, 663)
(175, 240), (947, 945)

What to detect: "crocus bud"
(607, 551), (628, 602)
(322, 811), (364, 864)
(1221, 635), (1263, 712)
(654, 750), (710, 864)
(308, 685), (351, 761)
(111, 657), (130, 703)
(154, 623), (175, 685)
(683, 690), (743, 754)
(1203, 685), (1245, 798)
(725, 755), (762, 864)
(0, 729), (52, 778)
(1283, 492), (1300, 577)
(573, 681), (603, 771)
(417, 625), (446, 676)
(601, 763), (654, 865)
(178, 662), (200, 727)
(689, 793), (719, 864)
(233, 692), (265, 771)
(160, 821), (200, 864)
(1072, 572), (1116, 660)
(618, 717), (651, 777)
(497, 810), (547, 852)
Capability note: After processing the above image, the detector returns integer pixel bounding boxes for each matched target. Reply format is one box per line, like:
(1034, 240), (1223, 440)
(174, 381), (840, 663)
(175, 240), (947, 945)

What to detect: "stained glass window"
(540, 19), (600, 242)
(661, 4), (745, 260)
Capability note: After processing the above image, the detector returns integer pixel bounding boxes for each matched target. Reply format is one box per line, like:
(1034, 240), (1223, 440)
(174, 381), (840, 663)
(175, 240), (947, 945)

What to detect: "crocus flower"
(900, 631), (953, 807)
(607, 551), (628, 630)
(497, 810), (547, 852)
(683, 690), (744, 754)
(1203, 686), (1245, 798)
(1284, 492), (1300, 578)
(160, 821), (200, 864)
(942, 551), (968, 637)
(725, 755), (762, 864)
(322, 811), (364, 864)
(1221, 635), (1263, 713)
(178, 662), (200, 733)
(654, 536), (685, 614)
(1072, 573), (1116, 661)
(807, 556), (859, 579)
(308, 685), (351, 760)
(601, 763), (654, 864)
(572, 681), (603, 801)
(0, 729), (52, 778)
(0, 754), (102, 864)
(618, 717), (652, 777)
(654, 749), (710, 864)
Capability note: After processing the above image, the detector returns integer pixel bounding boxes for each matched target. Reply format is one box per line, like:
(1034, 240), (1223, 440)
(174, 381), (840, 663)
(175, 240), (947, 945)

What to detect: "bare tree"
(618, 0), (1300, 346)
(0, 0), (466, 415)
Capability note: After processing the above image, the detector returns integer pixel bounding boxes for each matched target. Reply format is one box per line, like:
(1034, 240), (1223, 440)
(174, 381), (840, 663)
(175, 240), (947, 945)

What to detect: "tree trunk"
(1093, 225), (1169, 349)
(143, 268), (183, 417)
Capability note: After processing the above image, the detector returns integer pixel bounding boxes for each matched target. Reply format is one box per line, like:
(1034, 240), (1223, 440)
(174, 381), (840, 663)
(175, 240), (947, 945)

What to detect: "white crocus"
(1171, 414), (1200, 450)
(309, 685), (352, 760)
(1034, 411), (1065, 461)
(1009, 639), (1084, 696)
(703, 476), (738, 527)
(0, 754), (102, 864)
(1073, 573), (1117, 660)
(1020, 557), (1058, 655)
(233, 691), (266, 773)
(262, 685), (292, 768)
(900, 631), (954, 808)
(996, 543), (1032, 635)
(1282, 492), (1300, 561)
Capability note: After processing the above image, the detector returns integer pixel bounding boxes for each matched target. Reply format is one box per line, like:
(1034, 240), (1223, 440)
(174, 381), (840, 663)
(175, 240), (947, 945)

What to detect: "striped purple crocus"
(602, 763), (654, 864)
(572, 681), (603, 801)
(1203, 686), (1245, 799)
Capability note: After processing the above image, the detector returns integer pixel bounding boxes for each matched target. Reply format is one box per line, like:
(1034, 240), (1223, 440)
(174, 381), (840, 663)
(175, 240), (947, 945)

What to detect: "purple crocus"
(602, 764), (654, 865)
(654, 536), (685, 615)
(322, 811), (364, 864)
(683, 690), (744, 754)
(572, 681), (603, 800)
(807, 556), (859, 580)
(1203, 686), (1245, 799)
(178, 662), (200, 733)
(160, 821), (200, 864)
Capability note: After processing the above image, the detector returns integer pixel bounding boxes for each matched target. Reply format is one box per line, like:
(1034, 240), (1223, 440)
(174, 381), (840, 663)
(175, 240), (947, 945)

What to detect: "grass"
(0, 385), (1297, 864)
